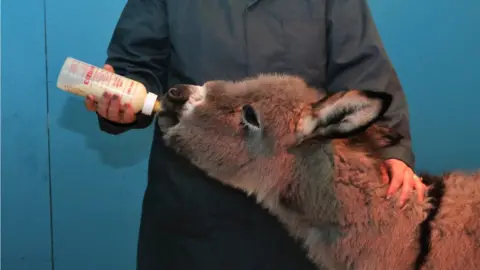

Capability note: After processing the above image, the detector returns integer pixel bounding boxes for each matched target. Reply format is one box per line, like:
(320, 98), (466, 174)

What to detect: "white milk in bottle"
(56, 57), (162, 115)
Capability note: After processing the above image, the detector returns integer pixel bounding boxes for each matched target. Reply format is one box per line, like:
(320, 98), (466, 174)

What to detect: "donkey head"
(157, 74), (394, 199)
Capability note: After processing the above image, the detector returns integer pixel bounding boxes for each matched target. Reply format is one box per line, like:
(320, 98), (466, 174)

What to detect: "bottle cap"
(142, 92), (158, 115)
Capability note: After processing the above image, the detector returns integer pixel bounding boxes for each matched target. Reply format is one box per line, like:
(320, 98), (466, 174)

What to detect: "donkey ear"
(304, 90), (392, 138)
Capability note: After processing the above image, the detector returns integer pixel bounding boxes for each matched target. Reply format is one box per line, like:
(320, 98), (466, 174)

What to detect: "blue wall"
(2, 0), (52, 269)
(1, 0), (479, 269)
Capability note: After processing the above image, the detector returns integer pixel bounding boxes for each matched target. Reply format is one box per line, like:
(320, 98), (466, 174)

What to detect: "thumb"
(380, 163), (389, 184)
(103, 64), (115, 73)
(386, 167), (405, 198)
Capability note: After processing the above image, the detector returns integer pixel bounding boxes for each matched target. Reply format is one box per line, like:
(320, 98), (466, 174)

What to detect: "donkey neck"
(282, 137), (393, 228)
(331, 139), (389, 228)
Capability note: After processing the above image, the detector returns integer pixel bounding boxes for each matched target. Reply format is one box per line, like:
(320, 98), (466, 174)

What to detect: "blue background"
(1, 0), (479, 269)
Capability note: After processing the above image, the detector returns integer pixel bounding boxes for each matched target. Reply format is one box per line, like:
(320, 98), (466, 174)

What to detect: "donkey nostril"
(168, 87), (181, 98)
(166, 85), (190, 103)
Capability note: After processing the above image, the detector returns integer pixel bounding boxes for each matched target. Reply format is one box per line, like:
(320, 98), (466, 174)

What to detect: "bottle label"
(66, 59), (140, 102)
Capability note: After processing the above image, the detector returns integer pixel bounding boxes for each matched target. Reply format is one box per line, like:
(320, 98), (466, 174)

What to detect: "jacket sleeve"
(325, 0), (415, 169)
(97, 0), (170, 135)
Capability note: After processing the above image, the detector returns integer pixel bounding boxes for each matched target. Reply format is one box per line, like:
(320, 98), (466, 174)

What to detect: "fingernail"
(103, 92), (109, 98)
(112, 94), (118, 100)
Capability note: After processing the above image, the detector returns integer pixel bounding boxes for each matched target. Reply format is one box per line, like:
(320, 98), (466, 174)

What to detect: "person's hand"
(84, 64), (137, 124)
(380, 159), (426, 207)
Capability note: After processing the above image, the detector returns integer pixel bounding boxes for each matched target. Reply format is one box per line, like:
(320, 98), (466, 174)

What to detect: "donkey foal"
(157, 74), (480, 270)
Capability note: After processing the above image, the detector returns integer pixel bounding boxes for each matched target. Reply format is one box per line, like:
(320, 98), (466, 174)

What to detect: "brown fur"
(158, 74), (480, 270)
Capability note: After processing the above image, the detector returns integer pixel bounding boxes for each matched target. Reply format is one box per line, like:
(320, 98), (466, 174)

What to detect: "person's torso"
(147, 0), (328, 245)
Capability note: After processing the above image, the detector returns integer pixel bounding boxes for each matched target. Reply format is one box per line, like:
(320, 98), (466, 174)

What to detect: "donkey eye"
(241, 104), (261, 130)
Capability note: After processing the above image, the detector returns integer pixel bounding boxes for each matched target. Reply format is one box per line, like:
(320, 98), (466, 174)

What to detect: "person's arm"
(98, 0), (170, 135)
(325, 0), (415, 169)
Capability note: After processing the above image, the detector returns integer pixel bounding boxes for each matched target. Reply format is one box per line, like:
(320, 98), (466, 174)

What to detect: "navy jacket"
(99, 0), (414, 269)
